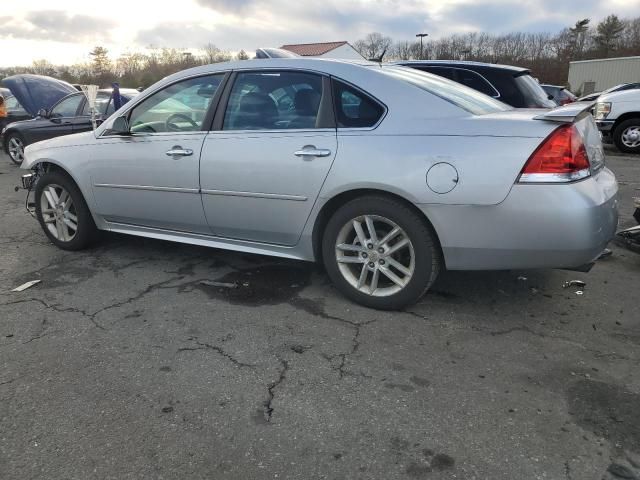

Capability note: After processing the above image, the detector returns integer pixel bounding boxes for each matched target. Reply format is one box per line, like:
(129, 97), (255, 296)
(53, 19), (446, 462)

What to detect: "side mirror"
(111, 116), (130, 135)
(37, 108), (48, 118)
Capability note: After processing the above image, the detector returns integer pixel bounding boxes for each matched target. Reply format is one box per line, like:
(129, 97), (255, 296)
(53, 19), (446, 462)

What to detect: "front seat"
(288, 89), (321, 129)
(234, 92), (278, 129)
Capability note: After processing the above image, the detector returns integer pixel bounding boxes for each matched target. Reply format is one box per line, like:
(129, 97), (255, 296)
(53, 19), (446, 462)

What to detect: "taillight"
(518, 124), (591, 183)
(560, 98), (574, 105)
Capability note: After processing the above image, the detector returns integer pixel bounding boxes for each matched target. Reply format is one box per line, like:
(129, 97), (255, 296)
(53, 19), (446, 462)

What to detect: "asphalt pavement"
(0, 148), (639, 480)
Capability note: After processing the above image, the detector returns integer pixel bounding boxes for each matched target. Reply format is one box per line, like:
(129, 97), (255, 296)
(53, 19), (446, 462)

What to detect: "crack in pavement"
(264, 356), (289, 423)
(177, 339), (255, 368)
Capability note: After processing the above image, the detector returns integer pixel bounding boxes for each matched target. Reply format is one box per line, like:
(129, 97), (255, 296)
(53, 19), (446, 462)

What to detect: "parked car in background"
(19, 59), (616, 310)
(541, 84), (577, 106)
(394, 60), (557, 108)
(1, 90), (32, 132)
(3, 88), (138, 164)
(578, 83), (640, 102)
(594, 88), (640, 153)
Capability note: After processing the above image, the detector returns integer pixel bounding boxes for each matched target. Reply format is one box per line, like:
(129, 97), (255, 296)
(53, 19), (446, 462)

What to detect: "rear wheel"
(322, 196), (440, 310)
(6, 133), (25, 165)
(613, 118), (640, 154)
(35, 171), (97, 250)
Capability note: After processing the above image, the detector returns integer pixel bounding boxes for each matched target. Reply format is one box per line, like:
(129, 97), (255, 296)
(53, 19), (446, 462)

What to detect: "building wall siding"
(568, 56), (640, 94)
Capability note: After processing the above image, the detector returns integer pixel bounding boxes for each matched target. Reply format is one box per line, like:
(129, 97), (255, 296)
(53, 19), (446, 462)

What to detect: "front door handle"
(166, 146), (194, 157)
(294, 145), (332, 158)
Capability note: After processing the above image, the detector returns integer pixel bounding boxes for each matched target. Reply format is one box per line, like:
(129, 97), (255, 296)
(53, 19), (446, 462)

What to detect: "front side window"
(223, 71), (326, 130)
(129, 74), (224, 133)
(50, 94), (83, 117)
(332, 79), (385, 128)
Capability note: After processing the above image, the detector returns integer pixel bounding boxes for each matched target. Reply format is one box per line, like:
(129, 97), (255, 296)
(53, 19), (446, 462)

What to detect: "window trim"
(100, 71), (231, 138)
(213, 68), (336, 133)
(329, 76), (388, 131)
(449, 68), (501, 99)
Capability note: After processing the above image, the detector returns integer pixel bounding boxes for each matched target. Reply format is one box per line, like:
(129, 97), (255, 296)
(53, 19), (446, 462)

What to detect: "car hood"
(2, 74), (77, 117)
(598, 89), (640, 103)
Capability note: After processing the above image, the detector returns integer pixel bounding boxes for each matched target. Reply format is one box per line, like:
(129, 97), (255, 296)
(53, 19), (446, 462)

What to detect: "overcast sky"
(1, 0), (639, 66)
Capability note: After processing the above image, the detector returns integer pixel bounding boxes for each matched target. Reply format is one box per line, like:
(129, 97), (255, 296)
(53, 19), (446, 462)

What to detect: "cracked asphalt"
(0, 148), (639, 480)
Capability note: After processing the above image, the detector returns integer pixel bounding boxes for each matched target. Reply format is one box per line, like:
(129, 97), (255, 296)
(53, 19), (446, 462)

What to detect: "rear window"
(381, 66), (511, 115)
(514, 74), (556, 108)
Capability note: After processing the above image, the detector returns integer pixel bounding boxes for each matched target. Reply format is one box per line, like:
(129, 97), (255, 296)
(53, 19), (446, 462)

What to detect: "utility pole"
(416, 33), (429, 59)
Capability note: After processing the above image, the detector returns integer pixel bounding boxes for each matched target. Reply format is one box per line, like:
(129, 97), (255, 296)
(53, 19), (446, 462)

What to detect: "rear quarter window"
(381, 66), (511, 115)
(332, 79), (385, 128)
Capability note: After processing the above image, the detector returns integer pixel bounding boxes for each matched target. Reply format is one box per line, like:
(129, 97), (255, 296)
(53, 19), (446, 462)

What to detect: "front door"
(200, 70), (337, 246)
(29, 93), (83, 143)
(89, 74), (226, 233)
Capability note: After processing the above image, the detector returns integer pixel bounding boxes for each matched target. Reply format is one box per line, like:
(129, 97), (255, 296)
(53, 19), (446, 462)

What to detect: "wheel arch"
(612, 112), (640, 130)
(311, 188), (444, 265)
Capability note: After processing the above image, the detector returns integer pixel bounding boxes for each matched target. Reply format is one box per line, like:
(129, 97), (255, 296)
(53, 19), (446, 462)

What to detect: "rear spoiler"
(533, 101), (593, 123)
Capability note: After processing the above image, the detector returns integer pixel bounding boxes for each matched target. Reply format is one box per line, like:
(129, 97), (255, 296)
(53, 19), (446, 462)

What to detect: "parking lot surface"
(1, 149), (639, 479)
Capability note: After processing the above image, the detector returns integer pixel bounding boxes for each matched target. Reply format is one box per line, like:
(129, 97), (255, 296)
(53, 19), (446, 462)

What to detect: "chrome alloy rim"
(335, 215), (415, 297)
(8, 137), (24, 163)
(40, 184), (78, 241)
(621, 126), (640, 148)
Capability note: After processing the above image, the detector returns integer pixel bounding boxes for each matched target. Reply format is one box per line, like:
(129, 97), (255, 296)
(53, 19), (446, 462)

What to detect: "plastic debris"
(199, 280), (237, 289)
(517, 276), (528, 281)
(576, 291), (584, 295)
(563, 280), (586, 289)
(11, 280), (41, 292)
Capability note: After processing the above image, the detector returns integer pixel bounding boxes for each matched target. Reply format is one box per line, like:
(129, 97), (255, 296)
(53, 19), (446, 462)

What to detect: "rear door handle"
(294, 146), (332, 158)
(166, 147), (194, 157)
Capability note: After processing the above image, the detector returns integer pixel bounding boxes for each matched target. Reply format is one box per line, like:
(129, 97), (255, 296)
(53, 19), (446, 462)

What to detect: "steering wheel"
(165, 113), (199, 132)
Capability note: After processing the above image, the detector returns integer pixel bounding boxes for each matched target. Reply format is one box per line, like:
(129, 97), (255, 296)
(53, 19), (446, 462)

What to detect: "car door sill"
(103, 220), (306, 260)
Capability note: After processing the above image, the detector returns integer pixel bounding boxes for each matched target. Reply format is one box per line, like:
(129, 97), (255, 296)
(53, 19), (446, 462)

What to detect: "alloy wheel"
(40, 184), (78, 242)
(334, 215), (415, 297)
(621, 126), (640, 149)
(8, 137), (24, 164)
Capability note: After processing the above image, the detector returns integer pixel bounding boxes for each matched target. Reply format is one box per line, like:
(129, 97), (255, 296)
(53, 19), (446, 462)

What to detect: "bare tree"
(354, 32), (393, 60)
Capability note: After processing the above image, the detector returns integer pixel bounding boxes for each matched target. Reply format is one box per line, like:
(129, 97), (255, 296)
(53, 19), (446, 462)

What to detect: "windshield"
(514, 74), (556, 108)
(380, 66), (511, 115)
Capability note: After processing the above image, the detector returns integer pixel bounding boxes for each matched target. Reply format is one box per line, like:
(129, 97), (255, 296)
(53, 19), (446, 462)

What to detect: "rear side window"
(452, 69), (498, 98)
(381, 66), (510, 115)
(416, 66), (456, 81)
(332, 79), (385, 128)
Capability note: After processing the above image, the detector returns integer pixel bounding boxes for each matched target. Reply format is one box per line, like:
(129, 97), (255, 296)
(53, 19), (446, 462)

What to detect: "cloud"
(194, 0), (256, 13)
(0, 11), (115, 43)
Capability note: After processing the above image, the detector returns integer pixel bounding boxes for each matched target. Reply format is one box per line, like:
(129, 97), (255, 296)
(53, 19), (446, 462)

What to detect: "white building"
(568, 56), (640, 94)
(281, 41), (364, 60)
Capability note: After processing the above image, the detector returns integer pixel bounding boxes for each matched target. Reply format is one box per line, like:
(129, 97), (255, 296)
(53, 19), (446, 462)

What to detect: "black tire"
(322, 195), (441, 310)
(613, 118), (640, 154)
(5, 132), (26, 165)
(35, 171), (98, 250)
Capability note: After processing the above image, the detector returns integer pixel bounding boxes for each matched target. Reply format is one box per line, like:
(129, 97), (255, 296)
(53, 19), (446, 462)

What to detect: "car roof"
(393, 60), (529, 74)
(541, 84), (565, 89)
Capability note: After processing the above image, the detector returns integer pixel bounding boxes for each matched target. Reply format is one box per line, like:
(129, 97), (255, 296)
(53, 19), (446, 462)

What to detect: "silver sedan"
(20, 58), (618, 309)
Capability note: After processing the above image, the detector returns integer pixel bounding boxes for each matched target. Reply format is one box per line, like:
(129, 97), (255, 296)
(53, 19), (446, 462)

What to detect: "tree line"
(0, 14), (638, 92)
(354, 14), (640, 90)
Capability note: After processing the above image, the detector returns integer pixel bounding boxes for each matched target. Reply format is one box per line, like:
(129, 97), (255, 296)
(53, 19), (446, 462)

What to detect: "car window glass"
(513, 74), (556, 108)
(332, 79), (384, 128)
(51, 94), (83, 117)
(223, 71), (324, 130)
(381, 66), (510, 115)
(453, 69), (498, 97)
(417, 66), (456, 81)
(80, 93), (111, 116)
(5, 96), (28, 115)
(129, 74), (224, 134)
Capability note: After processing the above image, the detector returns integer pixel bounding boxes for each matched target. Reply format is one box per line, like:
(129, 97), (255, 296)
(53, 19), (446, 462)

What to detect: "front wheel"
(322, 196), (441, 310)
(35, 171), (98, 250)
(6, 133), (25, 165)
(613, 118), (640, 154)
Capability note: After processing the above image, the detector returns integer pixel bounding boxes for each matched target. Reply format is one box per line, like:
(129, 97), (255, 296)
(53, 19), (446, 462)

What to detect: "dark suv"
(395, 60), (556, 108)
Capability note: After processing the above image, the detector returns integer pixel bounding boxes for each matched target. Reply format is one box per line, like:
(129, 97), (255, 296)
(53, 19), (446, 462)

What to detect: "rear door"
(200, 70), (337, 246)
